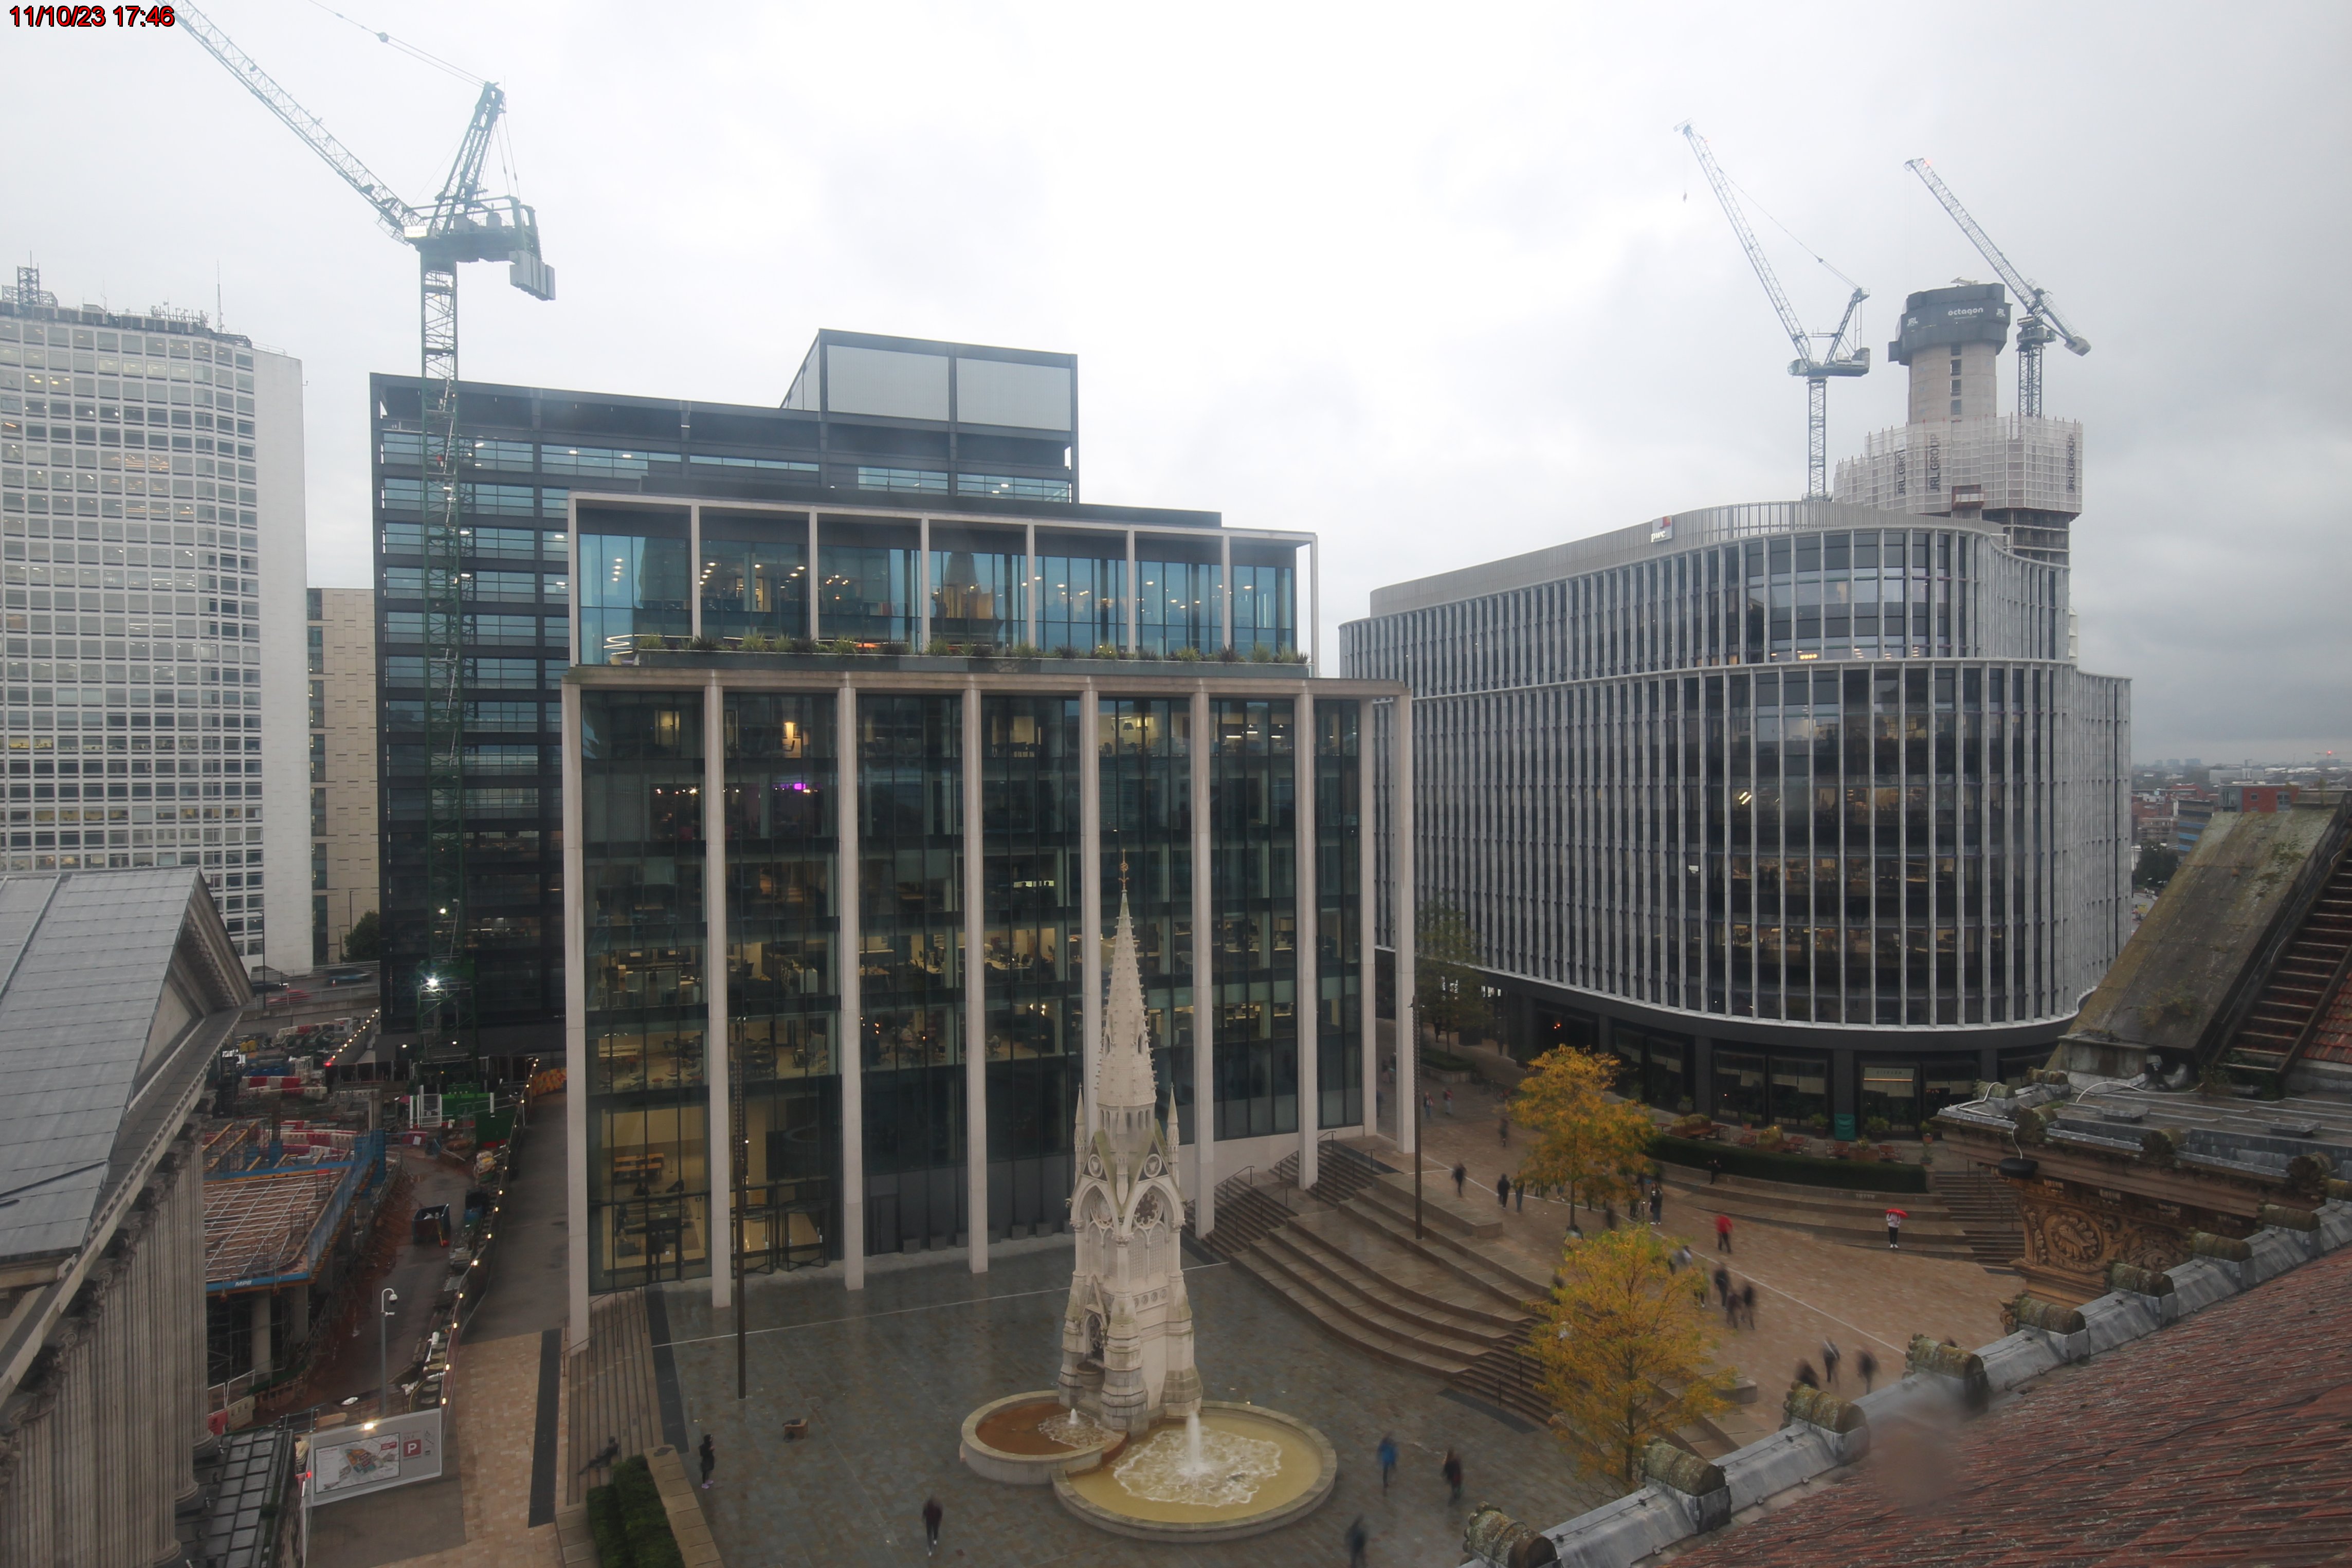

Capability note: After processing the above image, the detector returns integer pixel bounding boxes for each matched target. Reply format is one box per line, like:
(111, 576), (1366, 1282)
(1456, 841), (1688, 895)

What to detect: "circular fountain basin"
(1053, 1402), (1337, 1542)
(959, 1392), (1125, 1485)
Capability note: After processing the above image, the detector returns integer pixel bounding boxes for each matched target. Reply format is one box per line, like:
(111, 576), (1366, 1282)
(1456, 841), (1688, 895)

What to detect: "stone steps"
(1350, 1179), (1551, 1306)
(1928, 1163), (2026, 1271)
(1655, 1172), (1977, 1260)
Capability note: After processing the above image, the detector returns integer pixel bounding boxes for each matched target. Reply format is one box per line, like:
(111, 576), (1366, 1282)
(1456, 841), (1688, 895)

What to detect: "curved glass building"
(1343, 499), (2130, 1139)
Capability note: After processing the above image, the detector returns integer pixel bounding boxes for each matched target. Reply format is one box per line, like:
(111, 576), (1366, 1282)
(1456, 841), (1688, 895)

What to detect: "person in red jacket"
(1714, 1212), (1734, 1253)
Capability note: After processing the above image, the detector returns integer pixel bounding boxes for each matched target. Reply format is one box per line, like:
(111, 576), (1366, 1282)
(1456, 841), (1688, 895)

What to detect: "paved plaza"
(654, 1242), (1615, 1567)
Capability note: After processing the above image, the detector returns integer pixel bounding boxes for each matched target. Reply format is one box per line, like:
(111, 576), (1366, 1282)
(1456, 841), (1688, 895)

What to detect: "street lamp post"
(378, 1287), (399, 1417)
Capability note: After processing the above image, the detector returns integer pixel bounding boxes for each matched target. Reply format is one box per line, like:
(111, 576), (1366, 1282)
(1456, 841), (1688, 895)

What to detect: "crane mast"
(1904, 159), (2089, 418)
(181, 5), (554, 1075)
(1679, 124), (1869, 499)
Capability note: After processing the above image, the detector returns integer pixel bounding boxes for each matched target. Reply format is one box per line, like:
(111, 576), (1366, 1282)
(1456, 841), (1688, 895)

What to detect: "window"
(689, 454), (816, 477)
(469, 570), (542, 604)
(465, 701), (545, 733)
(855, 467), (949, 495)
(463, 438), (534, 471)
(956, 473), (1070, 503)
(539, 445), (677, 480)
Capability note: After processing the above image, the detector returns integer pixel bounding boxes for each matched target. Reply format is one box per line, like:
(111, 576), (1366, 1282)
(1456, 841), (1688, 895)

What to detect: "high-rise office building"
(309, 587), (379, 965)
(1345, 497), (2129, 1139)
(372, 332), (1097, 1059)
(0, 270), (308, 972)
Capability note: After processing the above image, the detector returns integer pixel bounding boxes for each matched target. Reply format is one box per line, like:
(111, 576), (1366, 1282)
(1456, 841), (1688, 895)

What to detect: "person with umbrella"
(1885, 1206), (1907, 1250)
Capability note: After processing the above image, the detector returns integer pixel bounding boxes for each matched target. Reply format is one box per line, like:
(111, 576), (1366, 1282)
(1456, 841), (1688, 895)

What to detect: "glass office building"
(1344, 499), (2129, 1140)
(548, 350), (1401, 1325)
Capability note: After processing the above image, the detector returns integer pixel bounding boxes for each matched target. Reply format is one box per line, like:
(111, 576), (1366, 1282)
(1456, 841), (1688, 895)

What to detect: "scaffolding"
(1834, 414), (2085, 520)
(204, 1131), (388, 1291)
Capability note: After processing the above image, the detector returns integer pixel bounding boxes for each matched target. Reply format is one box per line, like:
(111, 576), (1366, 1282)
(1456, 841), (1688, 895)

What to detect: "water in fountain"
(1183, 1411), (1205, 1473)
(1113, 1416), (1283, 1508)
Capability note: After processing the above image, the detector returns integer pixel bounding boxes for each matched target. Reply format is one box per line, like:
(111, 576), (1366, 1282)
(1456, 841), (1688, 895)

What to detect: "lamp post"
(378, 1287), (399, 1417)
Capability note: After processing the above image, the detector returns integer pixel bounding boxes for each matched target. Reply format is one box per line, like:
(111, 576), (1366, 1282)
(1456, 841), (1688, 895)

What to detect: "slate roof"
(0, 868), (248, 1264)
(1663, 1244), (2352, 1567)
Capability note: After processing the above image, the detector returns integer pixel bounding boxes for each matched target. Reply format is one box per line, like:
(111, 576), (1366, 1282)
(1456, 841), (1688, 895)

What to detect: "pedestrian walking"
(1498, 1115), (1510, 1145)
(1740, 1283), (1758, 1329)
(697, 1433), (715, 1489)
(1649, 1186), (1664, 1225)
(578, 1435), (619, 1475)
(1821, 1340), (1842, 1389)
(922, 1496), (943, 1556)
(1603, 1201), (1618, 1231)
(1714, 1212), (1734, 1253)
(1497, 1172), (1510, 1207)
(1712, 1264), (1730, 1306)
(1668, 1243), (1693, 1274)
(1723, 1288), (1739, 1329)
(1452, 1161), (1468, 1198)
(1444, 1087), (1455, 1116)
(1442, 1448), (1464, 1505)
(1795, 1360), (1819, 1390)
(1423, 1091), (1433, 1122)
(1857, 1349), (1880, 1393)
(1707, 1156), (1723, 1186)
(1885, 1207), (1907, 1250)
(1515, 1179), (1526, 1212)
(1377, 1434), (1398, 1493)
(1346, 1515), (1370, 1568)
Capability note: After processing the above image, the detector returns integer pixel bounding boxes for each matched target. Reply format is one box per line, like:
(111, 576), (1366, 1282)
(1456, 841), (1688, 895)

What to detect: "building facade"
(0, 270), (310, 975)
(309, 587), (379, 965)
(0, 867), (254, 1565)
(558, 494), (1401, 1336)
(1345, 499), (2129, 1140)
(373, 332), (1093, 1059)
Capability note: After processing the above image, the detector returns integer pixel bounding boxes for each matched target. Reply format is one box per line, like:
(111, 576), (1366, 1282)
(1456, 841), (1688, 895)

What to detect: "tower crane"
(1905, 159), (2088, 418)
(181, 5), (555, 1069)
(1678, 123), (1870, 500)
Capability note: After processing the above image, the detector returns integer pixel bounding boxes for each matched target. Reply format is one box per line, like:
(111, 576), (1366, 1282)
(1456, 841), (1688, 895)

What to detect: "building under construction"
(1833, 282), (2085, 568)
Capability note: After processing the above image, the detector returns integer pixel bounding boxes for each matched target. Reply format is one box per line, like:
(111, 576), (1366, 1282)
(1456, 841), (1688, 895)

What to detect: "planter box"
(1649, 1134), (1929, 1194)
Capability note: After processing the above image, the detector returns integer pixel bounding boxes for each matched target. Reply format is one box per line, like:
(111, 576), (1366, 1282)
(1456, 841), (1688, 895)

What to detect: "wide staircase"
(1926, 1162), (2026, 1272)
(2221, 847), (2352, 1083)
(1653, 1166), (1977, 1262)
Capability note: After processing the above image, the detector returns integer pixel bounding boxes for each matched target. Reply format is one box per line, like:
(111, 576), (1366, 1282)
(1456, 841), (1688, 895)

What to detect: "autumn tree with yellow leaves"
(1509, 1046), (1655, 1219)
(1527, 1226), (1736, 1492)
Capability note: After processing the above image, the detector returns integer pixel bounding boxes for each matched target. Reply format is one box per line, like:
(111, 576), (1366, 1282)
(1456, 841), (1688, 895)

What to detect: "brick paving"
(655, 1243), (1617, 1566)
(1413, 1077), (2013, 1403)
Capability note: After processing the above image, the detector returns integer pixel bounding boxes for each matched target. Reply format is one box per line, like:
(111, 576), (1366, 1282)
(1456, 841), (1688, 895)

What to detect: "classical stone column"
(47, 1281), (101, 1564)
(0, 1383), (60, 1568)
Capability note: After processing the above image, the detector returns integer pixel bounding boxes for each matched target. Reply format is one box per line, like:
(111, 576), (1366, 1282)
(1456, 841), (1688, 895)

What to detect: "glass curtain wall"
(1035, 535), (1125, 653)
(1098, 698), (1196, 1142)
(577, 509), (690, 664)
(701, 512), (809, 644)
(1314, 701), (1362, 1128)
(1709, 1046), (1829, 1133)
(581, 690), (708, 1291)
(929, 527), (1027, 649)
(980, 697), (1083, 1240)
(1134, 537), (1222, 657)
(819, 519), (919, 646)
(1231, 543), (1299, 656)
(724, 693), (839, 1271)
(858, 695), (965, 1252)
(1210, 698), (1297, 1140)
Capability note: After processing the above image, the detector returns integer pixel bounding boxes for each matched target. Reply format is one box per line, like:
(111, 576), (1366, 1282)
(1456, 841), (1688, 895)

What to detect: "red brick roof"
(1664, 1245), (2352, 1567)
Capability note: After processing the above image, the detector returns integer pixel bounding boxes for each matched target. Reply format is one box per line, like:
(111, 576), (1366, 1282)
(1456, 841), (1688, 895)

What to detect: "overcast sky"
(8, 1), (2345, 762)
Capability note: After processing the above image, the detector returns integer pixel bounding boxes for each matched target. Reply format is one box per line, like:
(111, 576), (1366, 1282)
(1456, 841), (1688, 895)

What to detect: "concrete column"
(1080, 685), (1102, 1137)
(1191, 685), (1215, 1232)
(248, 1291), (272, 1379)
(705, 677), (733, 1309)
(962, 681), (987, 1270)
(1358, 701), (1377, 1136)
(1124, 530), (1138, 655)
(1395, 693), (1416, 1159)
(1218, 534), (1233, 652)
(687, 504), (703, 639)
(837, 679), (866, 1288)
(562, 678), (591, 1351)
(287, 1281), (312, 1346)
(918, 517), (931, 647)
(48, 1309), (98, 1568)
(807, 513), (822, 637)
(1295, 686), (1318, 1191)
(1025, 523), (1039, 647)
